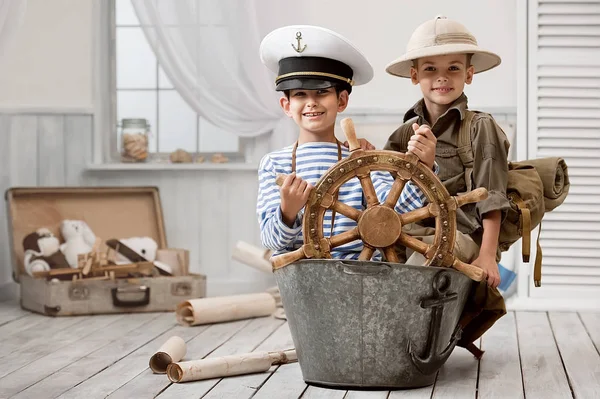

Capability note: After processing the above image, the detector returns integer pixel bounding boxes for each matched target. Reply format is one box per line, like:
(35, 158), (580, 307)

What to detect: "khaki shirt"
(383, 94), (511, 242)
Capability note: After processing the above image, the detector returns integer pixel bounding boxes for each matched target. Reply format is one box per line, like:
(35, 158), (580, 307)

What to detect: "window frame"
(93, 0), (246, 165)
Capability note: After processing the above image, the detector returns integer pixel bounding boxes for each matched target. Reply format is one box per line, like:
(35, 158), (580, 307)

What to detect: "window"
(114, 0), (240, 161)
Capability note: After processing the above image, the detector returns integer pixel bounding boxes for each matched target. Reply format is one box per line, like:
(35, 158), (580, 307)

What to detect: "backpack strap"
(509, 192), (532, 264)
(457, 110), (476, 192)
(396, 116), (419, 153)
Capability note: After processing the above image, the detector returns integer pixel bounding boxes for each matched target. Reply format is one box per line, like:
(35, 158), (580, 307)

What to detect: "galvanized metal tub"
(274, 259), (473, 389)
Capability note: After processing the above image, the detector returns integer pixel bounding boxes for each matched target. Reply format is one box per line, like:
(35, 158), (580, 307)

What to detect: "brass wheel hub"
(358, 205), (402, 248)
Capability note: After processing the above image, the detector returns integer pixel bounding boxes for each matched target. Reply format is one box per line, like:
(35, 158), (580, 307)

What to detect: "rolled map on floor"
(167, 349), (297, 382)
(176, 293), (276, 326)
(149, 336), (187, 373)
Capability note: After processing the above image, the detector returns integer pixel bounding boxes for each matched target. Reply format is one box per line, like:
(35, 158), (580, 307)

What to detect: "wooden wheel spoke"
(358, 174), (379, 207)
(397, 233), (429, 255)
(399, 205), (434, 225)
(382, 246), (400, 263)
(331, 200), (362, 221)
(383, 177), (407, 208)
(329, 227), (360, 249)
(358, 246), (375, 261)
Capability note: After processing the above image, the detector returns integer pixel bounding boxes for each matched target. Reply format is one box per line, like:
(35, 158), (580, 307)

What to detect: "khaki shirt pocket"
(435, 147), (464, 182)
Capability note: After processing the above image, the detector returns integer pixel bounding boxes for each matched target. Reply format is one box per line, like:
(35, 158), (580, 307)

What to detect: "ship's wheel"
(271, 118), (488, 282)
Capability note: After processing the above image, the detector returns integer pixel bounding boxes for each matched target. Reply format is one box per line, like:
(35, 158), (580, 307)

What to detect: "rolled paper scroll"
(176, 293), (276, 326)
(149, 336), (187, 373)
(167, 349), (297, 382)
(231, 241), (273, 274)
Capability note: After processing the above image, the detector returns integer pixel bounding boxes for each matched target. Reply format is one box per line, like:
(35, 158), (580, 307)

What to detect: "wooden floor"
(0, 300), (599, 399)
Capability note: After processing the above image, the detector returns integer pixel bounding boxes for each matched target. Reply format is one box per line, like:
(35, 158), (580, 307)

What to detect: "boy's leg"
(404, 223), (479, 265)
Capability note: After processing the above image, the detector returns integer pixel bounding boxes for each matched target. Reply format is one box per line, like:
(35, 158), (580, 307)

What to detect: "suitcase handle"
(111, 286), (150, 307)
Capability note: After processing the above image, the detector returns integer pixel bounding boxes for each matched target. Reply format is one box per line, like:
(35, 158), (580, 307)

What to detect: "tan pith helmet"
(385, 15), (501, 78)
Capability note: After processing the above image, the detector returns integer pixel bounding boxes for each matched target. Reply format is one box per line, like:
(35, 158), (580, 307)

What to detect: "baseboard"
(506, 296), (600, 311)
(0, 282), (20, 302)
(205, 277), (276, 297)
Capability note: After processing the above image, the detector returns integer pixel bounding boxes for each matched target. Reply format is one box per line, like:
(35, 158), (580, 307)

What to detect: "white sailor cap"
(260, 25), (373, 93)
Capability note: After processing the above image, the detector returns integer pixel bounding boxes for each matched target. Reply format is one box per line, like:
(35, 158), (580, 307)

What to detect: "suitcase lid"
(5, 186), (167, 282)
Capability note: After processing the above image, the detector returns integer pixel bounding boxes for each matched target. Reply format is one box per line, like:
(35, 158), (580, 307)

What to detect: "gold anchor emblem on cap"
(291, 31), (307, 53)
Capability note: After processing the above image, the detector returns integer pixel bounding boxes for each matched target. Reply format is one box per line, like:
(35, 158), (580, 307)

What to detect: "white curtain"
(0, 0), (27, 59)
(131, 0), (296, 150)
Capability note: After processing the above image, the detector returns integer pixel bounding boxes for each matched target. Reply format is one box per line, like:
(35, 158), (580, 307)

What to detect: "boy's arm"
(256, 156), (302, 252)
(473, 210), (502, 288)
(373, 175), (430, 214)
(470, 115), (512, 223)
(470, 115), (512, 287)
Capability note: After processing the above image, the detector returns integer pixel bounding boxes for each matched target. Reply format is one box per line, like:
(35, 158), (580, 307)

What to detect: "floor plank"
(579, 312), (600, 353)
(0, 314), (123, 381)
(1, 313), (159, 397)
(56, 313), (214, 398)
(252, 362), (307, 399)
(0, 312), (47, 338)
(344, 390), (390, 398)
(388, 384), (435, 399)
(156, 316), (284, 398)
(0, 315), (93, 361)
(478, 312), (524, 398)
(516, 312), (571, 399)
(104, 320), (216, 398)
(0, 300), (33, 326)
(12, 313), (175, 399)
(202, 321), (296, 399)
(0, 297), (596, 399)
(431, 341), (480, 398)
(549, 312), (600, 399)
(301, 385), (347, 399)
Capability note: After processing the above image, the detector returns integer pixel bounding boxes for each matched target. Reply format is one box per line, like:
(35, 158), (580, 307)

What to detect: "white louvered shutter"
(527, 0), (600, 301)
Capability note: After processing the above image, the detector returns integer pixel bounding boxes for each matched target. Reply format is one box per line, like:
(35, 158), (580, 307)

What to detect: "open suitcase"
(5, 186), (206, 316)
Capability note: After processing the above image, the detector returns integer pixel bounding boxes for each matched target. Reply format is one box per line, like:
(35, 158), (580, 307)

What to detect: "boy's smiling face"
(410, 54), (474, 108)
(279, 87), (348, 141)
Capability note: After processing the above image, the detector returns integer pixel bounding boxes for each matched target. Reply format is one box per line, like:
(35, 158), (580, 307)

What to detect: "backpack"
(391, 111), (570, 286)
(458, 110), (545, 287)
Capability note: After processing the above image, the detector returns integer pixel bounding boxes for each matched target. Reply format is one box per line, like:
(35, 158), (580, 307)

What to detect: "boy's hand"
(343, 138), (376, 151)
(472, 254), (501, 288)
(279, 172), (313, 227)
(408, 123), (437, 169)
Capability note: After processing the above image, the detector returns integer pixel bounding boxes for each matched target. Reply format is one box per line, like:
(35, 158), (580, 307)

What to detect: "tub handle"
(336, 261), (391, 276)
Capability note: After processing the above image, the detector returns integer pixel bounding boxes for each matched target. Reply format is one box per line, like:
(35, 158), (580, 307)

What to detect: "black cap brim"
(275, 78), (335, 91)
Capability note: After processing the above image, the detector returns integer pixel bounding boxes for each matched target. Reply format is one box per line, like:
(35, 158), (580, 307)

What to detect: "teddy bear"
(23, 228), (70, 276)
(59, 220), (97, 268)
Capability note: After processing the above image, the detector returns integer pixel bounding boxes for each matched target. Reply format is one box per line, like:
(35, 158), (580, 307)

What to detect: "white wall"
(257, 0), (517, 112)
(0, 0), (518, 299)
(0, 0), (93, 110)
(0, 0), (515, 112)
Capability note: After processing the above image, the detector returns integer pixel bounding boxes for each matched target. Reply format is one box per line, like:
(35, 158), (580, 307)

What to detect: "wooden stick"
(452, 258), (487, 282)
(32, 262), (155, 279)
(275, 173), (287, 187)
(167, 349), (297, 383)
(340, 118), (360, 152)
(176, 293), (276, 327)
(455, 187), (488, 207)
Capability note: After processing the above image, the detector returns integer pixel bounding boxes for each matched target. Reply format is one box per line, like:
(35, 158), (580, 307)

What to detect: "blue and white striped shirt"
(257, 142), (431, 260)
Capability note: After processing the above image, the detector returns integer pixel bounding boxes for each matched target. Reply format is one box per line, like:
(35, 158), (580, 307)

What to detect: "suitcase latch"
(69, 285), (90, 300)
(171, 282), (192, 296)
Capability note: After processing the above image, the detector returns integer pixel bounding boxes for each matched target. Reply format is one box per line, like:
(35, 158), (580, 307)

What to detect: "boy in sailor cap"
(256, 25), (437, 260)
